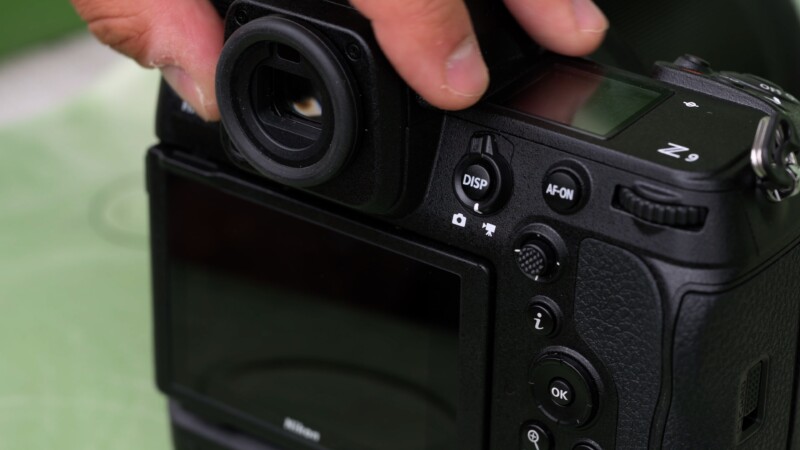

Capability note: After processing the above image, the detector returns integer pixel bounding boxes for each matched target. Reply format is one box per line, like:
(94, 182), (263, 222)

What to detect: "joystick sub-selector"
(516, 241), (556, 281)
(514, 224), (567, 282)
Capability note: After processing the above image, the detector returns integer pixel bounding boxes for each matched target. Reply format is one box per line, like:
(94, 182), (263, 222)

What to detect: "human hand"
(71, 0), (225, 121)
(351, 0), (608, 110)
(71, 0), (607, 120)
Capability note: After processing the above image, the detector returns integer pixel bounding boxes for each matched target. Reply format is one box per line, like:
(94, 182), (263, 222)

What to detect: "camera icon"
(451, 213), (467, 228)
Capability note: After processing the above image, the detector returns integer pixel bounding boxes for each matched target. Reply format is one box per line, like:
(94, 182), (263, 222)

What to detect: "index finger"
(504, 0), (608, 56)
(350, 0), (490, 110)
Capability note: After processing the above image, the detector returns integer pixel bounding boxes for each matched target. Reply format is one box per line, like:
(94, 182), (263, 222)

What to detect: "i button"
(527, 298), (560, 337)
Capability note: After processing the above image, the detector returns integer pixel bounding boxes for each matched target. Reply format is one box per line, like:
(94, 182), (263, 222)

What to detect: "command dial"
(617, 186), (707, 228)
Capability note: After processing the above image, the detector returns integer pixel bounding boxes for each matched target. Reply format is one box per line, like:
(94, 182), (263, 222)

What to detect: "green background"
(0, 2), (83, 59)
(0, 5), (170, 450)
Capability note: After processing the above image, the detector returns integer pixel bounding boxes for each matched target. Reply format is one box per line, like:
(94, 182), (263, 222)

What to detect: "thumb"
(71, 0), (224, 121)
(350, 0), (489, 110)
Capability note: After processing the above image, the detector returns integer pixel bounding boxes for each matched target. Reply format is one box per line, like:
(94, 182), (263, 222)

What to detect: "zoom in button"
(520, 423), (552, 450)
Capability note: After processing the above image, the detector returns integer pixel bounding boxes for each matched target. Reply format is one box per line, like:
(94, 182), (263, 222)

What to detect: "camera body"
(149, 0), (800, 449)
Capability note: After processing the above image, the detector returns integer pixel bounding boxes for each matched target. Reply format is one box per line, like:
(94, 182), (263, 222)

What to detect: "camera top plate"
(460, 55), (786, 193)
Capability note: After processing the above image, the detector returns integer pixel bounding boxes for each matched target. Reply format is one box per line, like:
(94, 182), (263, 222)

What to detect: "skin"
(71, 0), (608, 121)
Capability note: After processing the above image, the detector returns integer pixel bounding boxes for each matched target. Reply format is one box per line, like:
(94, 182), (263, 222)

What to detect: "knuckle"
(90, 17), (149, 61)
(76, 3), (153, 64)
(397, 0), (455, 26)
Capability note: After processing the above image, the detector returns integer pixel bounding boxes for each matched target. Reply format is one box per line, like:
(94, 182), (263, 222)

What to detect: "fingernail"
(161, 65), (218, 121)
(571, 0), (609, 33)
(444, 36), (489, 98)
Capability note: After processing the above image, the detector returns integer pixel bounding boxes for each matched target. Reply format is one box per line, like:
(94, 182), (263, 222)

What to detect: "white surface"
(0, 33), (123, 125)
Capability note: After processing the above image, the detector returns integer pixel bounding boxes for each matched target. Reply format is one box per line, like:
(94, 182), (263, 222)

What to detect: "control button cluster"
(529, 353), (599, 427)
(455, 133), (592, 217)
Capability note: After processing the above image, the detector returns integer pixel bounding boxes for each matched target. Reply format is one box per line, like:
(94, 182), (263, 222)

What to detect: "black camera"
(148, 1), (800, 449)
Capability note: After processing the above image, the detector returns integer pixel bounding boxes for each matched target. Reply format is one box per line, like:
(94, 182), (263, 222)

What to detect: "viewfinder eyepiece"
(217, 16), (359, 187)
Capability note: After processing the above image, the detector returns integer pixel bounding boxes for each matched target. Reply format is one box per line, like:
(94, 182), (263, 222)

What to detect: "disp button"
(453, 133), (512, 215)
(460, 163), (493, 201)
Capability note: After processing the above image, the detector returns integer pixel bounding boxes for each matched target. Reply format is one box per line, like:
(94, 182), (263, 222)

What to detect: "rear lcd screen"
(164, 177), (461, 450)
(504, 65), (665, 136)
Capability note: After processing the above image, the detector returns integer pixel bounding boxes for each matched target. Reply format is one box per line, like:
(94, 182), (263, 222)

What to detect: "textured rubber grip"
(574, 239), (662, 449)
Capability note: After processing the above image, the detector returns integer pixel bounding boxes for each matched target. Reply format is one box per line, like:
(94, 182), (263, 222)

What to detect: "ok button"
(548, 378), (574, 406)
(529, 352), (598, 427)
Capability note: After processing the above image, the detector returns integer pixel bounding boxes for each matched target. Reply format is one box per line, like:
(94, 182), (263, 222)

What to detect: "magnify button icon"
(521, 424), (551, 450)
(528, 429), (540, 449)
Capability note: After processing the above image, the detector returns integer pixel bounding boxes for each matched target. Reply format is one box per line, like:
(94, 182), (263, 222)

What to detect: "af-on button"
(542, 164), (589, 214)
